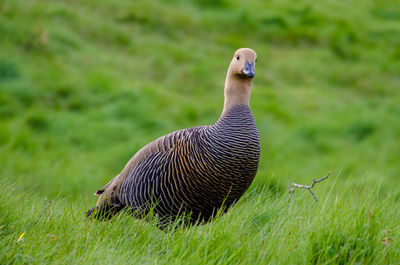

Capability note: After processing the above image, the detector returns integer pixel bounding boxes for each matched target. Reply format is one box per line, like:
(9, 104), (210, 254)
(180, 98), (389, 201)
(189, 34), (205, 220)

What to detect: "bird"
(87, 48), (260, 226)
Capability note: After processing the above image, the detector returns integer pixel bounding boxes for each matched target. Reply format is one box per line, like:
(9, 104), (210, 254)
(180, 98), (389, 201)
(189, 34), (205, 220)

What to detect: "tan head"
(223, 48), (257, 113)
(228, 48), (257, 79)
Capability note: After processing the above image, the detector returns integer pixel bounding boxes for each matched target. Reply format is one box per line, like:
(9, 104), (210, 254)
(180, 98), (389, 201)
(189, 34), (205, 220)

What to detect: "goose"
(87, 48), (260, 226)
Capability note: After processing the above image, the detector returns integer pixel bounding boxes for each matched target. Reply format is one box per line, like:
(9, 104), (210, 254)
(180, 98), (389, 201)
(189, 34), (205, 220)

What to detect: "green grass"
(1, 179), (399, 264)
(1, 0), (400, 264)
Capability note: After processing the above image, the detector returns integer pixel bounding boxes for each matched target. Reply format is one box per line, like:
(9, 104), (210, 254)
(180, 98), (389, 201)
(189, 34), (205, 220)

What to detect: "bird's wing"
(94, 127), (199, 208)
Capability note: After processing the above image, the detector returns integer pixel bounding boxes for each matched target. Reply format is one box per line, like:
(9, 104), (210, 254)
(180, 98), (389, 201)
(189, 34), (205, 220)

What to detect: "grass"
(0, 178), (400, 264)
(1, 179), (399, 264)
(1, 0), (400, 264)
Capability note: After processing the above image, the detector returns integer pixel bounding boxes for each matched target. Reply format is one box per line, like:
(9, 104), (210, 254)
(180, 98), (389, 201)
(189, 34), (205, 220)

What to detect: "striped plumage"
(87, 48), (259, 226)
(118, 105), (259, 223)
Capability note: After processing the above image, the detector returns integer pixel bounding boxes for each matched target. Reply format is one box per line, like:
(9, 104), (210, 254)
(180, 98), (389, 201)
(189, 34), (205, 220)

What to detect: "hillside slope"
(1, 0), (400, 263)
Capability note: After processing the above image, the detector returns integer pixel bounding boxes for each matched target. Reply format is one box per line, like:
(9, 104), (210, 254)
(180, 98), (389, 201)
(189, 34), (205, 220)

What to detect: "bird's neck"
(222, 75), (252, 115)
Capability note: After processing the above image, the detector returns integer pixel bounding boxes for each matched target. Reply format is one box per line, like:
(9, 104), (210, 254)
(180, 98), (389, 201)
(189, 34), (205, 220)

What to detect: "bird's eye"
(236, 56), (240, 60)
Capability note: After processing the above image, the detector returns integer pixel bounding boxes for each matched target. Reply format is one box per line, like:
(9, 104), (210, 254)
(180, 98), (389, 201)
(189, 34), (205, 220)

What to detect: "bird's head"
(228, 48), (257, 79)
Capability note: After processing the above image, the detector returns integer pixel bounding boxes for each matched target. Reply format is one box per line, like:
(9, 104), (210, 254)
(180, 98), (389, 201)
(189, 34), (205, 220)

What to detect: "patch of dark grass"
(1, 85), (36, 107)
(346, 121), (375, 142)
(261, 16), (288, 30)
(0, 59), (19, 81)
(187, 0), (229, 9)
(373, 8), (400, 21)
(329, 29), (360, 60)
(26, 113), (48, 131)
(0, 125), (9, 146)
(51, 85), (87, 112)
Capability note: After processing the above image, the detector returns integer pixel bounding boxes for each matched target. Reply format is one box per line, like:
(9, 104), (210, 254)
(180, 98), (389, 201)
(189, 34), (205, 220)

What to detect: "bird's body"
(118, 104), (259, 223)
(87, 48), (260, 225)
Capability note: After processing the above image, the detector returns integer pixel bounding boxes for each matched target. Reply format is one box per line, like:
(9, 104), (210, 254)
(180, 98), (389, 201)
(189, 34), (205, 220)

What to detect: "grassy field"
(1, 0), (400, 264)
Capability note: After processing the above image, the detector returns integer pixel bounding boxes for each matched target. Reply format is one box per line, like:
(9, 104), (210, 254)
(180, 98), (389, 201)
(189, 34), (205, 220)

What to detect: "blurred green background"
(1, 0), (399, 202)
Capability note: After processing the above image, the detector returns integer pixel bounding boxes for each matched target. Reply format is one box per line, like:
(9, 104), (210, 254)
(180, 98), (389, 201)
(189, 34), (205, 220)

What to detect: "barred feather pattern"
(118, 104), (260, 223)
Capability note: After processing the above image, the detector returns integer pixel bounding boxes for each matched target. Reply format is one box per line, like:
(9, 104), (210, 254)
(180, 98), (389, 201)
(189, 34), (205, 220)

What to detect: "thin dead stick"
(289, 172), (330, 202)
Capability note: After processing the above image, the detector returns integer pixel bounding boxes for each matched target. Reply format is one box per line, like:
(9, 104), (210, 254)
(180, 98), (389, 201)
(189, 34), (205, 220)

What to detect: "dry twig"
(289, 172), (330, 202)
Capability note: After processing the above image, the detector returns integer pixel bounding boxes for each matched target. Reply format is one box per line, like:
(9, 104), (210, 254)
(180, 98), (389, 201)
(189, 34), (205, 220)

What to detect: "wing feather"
(94, 127), (198, 208)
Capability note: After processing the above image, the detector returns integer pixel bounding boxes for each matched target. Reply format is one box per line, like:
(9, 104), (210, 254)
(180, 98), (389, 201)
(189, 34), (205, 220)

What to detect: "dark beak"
(241, 61), (255, 78)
